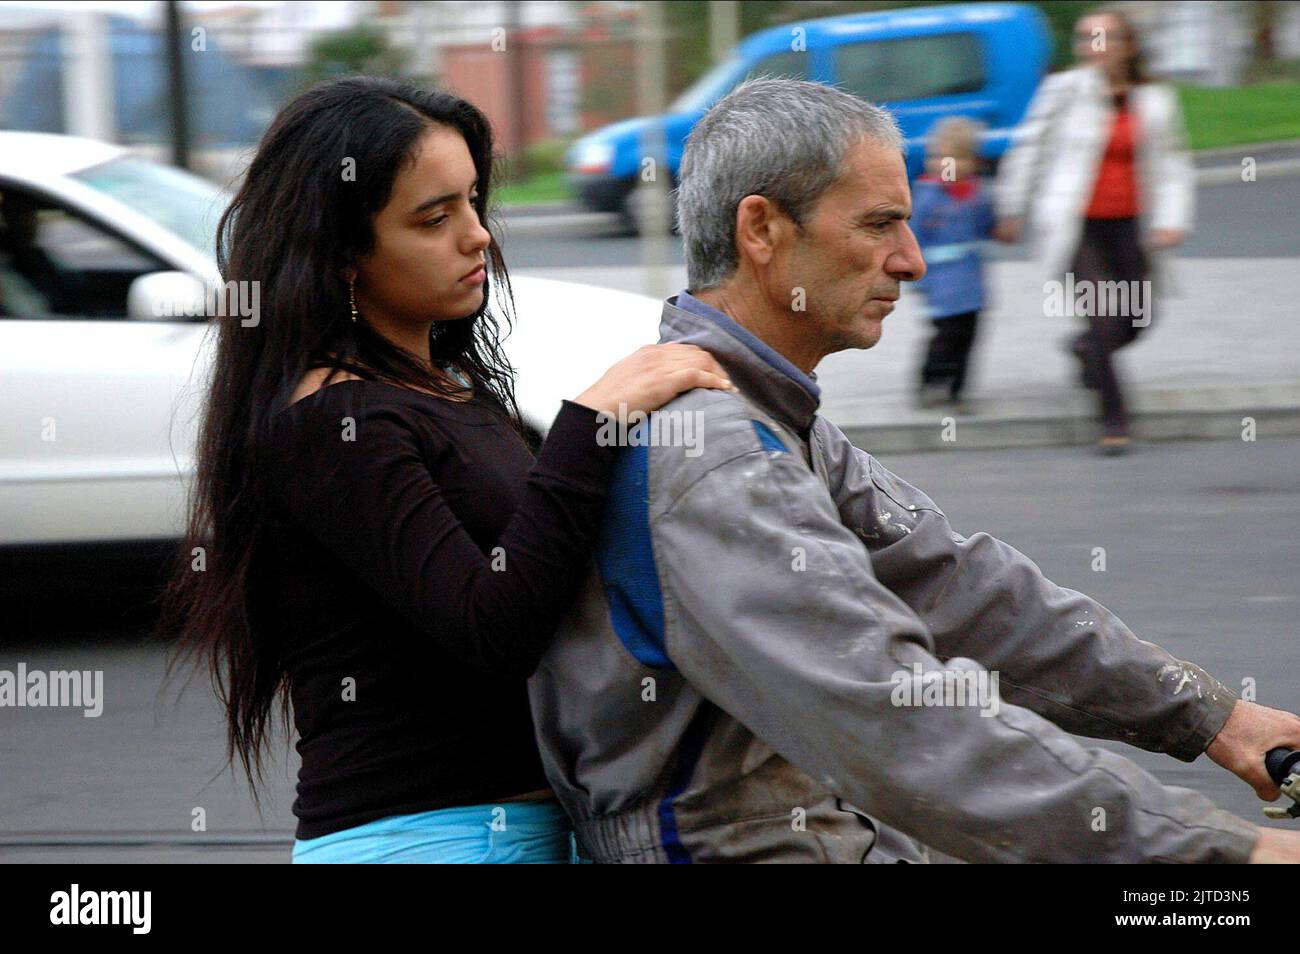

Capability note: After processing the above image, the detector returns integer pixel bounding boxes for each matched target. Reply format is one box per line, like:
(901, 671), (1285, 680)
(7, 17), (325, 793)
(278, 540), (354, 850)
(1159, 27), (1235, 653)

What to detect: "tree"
(303, 24), (408, 84)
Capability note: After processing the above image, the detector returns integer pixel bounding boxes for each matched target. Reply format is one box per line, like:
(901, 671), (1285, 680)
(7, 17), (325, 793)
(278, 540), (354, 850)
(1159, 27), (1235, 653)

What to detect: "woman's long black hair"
(159, 75), (519, 801)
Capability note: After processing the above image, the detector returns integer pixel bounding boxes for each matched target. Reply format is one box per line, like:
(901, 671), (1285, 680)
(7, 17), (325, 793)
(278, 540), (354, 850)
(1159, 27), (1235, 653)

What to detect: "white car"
(0, 131), (661, 547)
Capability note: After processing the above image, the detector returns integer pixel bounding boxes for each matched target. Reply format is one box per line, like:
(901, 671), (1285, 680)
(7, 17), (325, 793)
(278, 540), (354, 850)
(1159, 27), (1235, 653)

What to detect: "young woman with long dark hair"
(160, 76), (732, 863)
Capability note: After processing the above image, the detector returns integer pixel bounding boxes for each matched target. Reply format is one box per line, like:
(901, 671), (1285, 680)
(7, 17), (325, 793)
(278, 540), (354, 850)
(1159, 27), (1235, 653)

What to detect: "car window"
(834, 33), (985, 102)
(71, 155), (226, 261)
(0, 188), (168, 320)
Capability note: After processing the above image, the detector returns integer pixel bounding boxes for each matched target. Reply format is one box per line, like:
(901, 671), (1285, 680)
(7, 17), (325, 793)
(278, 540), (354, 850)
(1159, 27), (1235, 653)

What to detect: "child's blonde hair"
(926, 116), (985, 162)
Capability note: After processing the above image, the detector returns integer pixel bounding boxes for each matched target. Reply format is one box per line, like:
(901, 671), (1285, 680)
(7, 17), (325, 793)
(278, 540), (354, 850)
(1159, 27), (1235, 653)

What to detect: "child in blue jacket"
(911, 117), (995, 407)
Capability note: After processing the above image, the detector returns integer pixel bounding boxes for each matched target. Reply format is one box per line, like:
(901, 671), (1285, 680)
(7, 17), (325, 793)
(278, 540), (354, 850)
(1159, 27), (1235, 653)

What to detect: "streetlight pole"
(164, 0), (191, 170)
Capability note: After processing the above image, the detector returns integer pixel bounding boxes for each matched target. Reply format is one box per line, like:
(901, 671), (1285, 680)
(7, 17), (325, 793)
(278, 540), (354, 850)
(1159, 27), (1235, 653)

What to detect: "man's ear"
(734, 195), (788, 270)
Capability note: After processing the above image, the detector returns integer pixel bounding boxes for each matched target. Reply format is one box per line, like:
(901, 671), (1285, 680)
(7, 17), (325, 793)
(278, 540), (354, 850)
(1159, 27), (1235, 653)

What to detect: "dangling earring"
(348, 276), (358, 324)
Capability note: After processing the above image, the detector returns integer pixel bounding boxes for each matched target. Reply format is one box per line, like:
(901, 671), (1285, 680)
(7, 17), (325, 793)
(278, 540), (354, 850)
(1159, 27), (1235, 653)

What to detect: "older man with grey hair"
(527, 78), (1300, 863)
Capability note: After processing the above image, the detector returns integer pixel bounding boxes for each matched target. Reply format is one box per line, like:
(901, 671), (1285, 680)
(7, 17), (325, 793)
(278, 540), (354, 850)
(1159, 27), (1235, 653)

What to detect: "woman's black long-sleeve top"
(262, 380), (618, 840)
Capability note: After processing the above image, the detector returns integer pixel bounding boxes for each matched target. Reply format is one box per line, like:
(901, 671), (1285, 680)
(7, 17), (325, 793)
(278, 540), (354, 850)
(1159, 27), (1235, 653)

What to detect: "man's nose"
(888, 224), (927, 282)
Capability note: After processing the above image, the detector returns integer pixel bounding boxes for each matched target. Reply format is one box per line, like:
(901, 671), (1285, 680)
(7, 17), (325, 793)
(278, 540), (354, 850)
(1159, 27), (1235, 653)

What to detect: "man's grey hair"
(676, 77), (904, 291)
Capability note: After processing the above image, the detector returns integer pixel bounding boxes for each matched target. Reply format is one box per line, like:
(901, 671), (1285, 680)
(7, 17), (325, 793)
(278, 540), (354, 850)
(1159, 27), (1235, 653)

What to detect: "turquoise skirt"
(292, 798), (585, 864)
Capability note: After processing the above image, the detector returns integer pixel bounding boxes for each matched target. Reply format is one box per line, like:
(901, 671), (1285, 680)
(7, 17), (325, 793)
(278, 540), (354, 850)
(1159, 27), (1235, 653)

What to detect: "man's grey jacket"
(526, 291), (1259, 864)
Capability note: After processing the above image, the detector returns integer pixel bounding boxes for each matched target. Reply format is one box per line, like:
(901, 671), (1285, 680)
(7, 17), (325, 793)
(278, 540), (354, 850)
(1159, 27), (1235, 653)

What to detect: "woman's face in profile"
(353, 124), (493, 328)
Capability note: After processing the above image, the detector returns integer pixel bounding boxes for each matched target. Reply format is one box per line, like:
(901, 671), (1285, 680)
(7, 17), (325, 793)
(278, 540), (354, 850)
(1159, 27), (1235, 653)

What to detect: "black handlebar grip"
(1265, 748), (1300, 786)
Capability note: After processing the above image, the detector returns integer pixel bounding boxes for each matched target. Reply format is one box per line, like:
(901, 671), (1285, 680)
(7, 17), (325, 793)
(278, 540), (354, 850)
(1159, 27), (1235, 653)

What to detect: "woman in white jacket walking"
(995, 6), (1194, 454)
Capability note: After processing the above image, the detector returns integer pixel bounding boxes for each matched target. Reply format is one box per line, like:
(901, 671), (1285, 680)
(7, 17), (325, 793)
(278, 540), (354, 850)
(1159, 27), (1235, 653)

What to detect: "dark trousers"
(920, 310), (979, 400)
(1068, 216), (1152, 435)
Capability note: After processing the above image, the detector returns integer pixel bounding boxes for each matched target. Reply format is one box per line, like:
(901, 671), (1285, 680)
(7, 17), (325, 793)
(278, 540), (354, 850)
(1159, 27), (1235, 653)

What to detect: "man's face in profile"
(780, 138), (926, 357)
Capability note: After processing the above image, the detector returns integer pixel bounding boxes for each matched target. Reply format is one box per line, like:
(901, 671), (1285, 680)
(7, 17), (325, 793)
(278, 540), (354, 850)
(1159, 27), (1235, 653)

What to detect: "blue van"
(566, 2), (1051, 227)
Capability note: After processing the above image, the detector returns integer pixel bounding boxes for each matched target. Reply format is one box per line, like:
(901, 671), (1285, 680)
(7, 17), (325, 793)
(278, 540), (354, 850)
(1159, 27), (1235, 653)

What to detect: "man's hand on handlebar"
(1206, 700), (1300, 801)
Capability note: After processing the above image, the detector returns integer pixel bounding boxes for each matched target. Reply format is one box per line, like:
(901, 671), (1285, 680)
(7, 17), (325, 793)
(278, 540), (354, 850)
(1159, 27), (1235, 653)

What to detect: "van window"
(671, 48), (810, 114)
(671, 56), (742, 113)
(834, 33), (984, 102)
(745, 49), (809, 83)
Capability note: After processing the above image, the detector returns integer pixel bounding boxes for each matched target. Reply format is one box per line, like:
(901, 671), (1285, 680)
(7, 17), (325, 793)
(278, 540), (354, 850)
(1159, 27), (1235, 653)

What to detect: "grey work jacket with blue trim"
(526, 294), (1259, 864)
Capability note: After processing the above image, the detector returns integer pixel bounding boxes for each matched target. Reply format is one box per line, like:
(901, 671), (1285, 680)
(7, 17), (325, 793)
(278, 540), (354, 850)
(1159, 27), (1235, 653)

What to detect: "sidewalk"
(520, 257), (1300, 453)
(819, 257), (1300, 453)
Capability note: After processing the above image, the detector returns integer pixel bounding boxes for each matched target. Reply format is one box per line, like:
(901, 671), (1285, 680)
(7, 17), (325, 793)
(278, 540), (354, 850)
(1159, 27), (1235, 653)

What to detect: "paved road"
(3, 436), (1296, 862)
